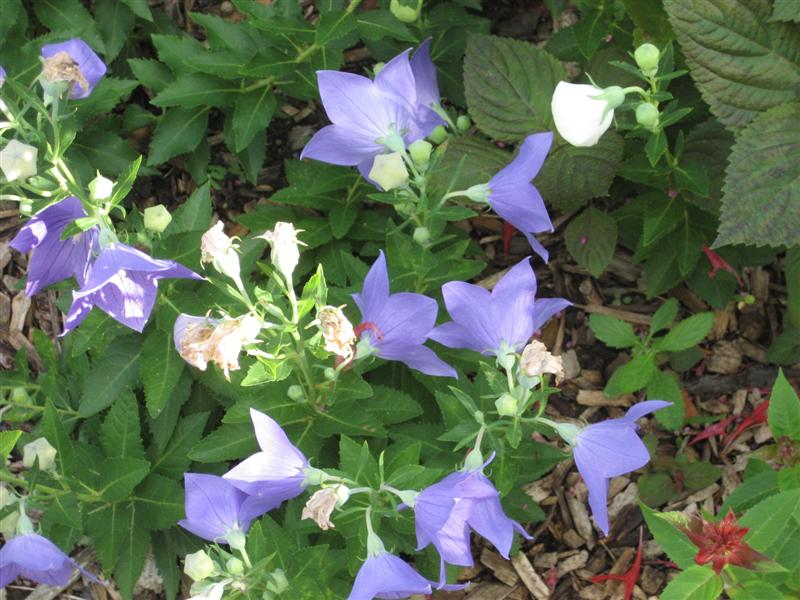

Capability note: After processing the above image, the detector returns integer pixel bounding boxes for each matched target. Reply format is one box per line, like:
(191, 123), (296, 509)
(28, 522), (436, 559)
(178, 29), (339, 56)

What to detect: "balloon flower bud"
(144, 204), (172, 233)
(88, 173), (113, 201)
(635, 102), (660, 132)
(369, 152), (409, 191)
(408, 139), (432, 166)
(22, 437), (57, 471)
(184, 550), (216, 582)
(0, 140), (38, 182)
(226, 557), (245, 576)
(634, 43), (660, 76)
(413, 226), (430, 245)
(495, 393), (518, 417)
(428, 125), (448, 144)
(551, 82), (624, 147)
(373, 62), (386, 77)
(456, 115), (472, 132)
(287, 384), (305, 401)
(390, 0), (420, 23)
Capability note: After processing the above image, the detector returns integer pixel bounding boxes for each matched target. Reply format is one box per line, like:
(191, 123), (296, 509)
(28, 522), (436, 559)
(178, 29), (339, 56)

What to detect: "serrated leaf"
(771, 0), (800, 22)
(128, 58), (173, 93)
(355, 10), (417, 42)
(366, 386), (422, 425)
(232, 87), (276, 152)
(681, 119), (734, 212)
(588, 314), (639, 348)
(656, 312), (714, 352)
(714, 103), (800, 248)
(0, 430), (21, 460)
(535, 132), (624, 211)
(189, 421), (257, 462)
(605, 353), (657, 397)
(44, 492), (82, 530)
(651, 298), (679, 334)
(166, 182), (211, 235)
(740, 489), (800, 568)
(100, 389), (145, 461)
(564, 207), (617, 276)
(86, 501), (133, 571)
(768, 368), (800, 441)
(79, 336), (141, 417)
(140, 327), (185, 418)
(665, 0), (800, 130)
(149, 412), (209, 478)
(660, 564), (722, 600)
(152, 74), (239, 108)
(464, 33), (564, 141)
(640, 502), (697, 568)
(314, 9), (356, 45)
(133, 474), (185, 530)
(42, 401), (76, 477)
(647, 369), (685, 430)
(95, 0), (135, 62)
(679, 459), (722, 491)
(147, 107), (209, 166)
(639, 472), (676, 506)
(97, 458), (150, 501)
(114, 520), (149, 600)
(429, 135), (509, 195)
(33, 0), (104, 51)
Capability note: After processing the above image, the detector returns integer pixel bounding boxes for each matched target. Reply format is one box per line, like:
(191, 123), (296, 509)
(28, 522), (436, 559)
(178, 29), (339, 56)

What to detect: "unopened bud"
(266, 569), (289, 594)
(634, 43), (660, 75)
(413, 226), (430, 245)
(408, 139), (432, 166)
(287, 385), (304, 401)
(144, 204), (172, 233)
(0, 140), (38, 182)
(226, 528), (246, 552)
(373, 62), (386, 77)
(635, 102), (660, 132)
(456, 115), (471, 132)
(369, 152), (408, 191)
(495, 393), (518, 417)
(324, 367), (336, 380)
(184, 550), (215, 582)
(428, 125), (448, 144)
(88, 173), (113, 201)
(390, 0), (420, 22)
(226, 557), (245, 575)
(22, 437), (57, 471)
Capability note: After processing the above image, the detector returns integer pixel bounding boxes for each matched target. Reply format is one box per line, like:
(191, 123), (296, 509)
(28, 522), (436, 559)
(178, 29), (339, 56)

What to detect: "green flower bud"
(184, 550), (215, 582)
(456, 115), (472, 132)
(428, 125), (448, 145)
(634, 43), (660, 75)
(266, 569), (289, 594)
(390, 0), (420, 23)
(287, 384), (305, 401)
(226, 528), (247, 552)
(463, 447), (484, 471)
(143, 204), (172, 233)
(373, 62), (386, 77)
(227, 557), (245, 575)
(495, 393), (518, 417)
(324, 367), (336, 380)
(599, 85), (626, 110)
(635, 102), (660, 132)
(408, 139), (432, 166)
(413, 226), (430, 245)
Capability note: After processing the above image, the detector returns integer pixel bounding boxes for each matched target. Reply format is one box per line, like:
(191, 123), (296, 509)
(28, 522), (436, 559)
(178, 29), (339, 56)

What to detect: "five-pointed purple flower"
(429, 257), (570, 356)
(300, 46), (439, 176)
(9, 196), (98, 297)
(487, 133), (554, 262)
(62, 242), (201, 334)
(178, 473), (274, 544)
(413, 454), (531, 580)
(353, 251), (456, 378)
(0, 533), (98, 588)
(573, 400), (671, 535)
(224, 409), (318, 506)
(41, 39), (106, 99)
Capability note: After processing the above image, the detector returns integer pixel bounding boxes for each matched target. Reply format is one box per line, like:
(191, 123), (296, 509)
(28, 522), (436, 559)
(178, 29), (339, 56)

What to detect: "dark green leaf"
(655, 312), (714, 352)
(768, 368), (800, 441)
(232, 87), (276, 152)
(100, 389), (145, 461)
(79, 336), (141, 417)
(140, 327), (185, 418)
(588, 314), (639, 349)
(147, 107), (209, 166)
(564, 207), (617, 277)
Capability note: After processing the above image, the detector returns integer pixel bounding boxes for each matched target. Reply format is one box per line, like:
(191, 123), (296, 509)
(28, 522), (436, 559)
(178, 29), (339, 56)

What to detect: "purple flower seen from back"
(300, 46), (438, 175)
(0, 533), (98, 588)
(62, 242), (201, 334)
(41, 39), (106, 99)
(224, 409), (315, 506)
(413, 455), (531, 581)
(488, 133), (554, 262)
(178, 473), (275, 544)
(10, 196), (98, 297)
(353, 251), (456, 378)
(573, 400), (671, 535)
(429, 257), (570, 356)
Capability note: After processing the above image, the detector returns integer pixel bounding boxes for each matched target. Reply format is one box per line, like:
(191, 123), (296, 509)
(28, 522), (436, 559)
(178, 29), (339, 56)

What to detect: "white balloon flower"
(551, 82), (624, 147)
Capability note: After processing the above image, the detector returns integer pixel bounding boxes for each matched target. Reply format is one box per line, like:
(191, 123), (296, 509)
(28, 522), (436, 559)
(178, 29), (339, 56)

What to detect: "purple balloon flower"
(0, 66), (6, 86)
(224, 409), (316, 506)
(9, 196), (98, 297)
(429, 257), (570, 356)
(409, 38), (444, 132)
(178, 473), (275, 544)
(62, 242), (202, 334)
(413, 455), (531, 579)
(573, 400), (672, 535)
(41, 39), (106, 99)
(353, 251), (456, 378)
(300, 46), (438, 175)
(0, 533), (98, 588)
(487, 133), (554, 262)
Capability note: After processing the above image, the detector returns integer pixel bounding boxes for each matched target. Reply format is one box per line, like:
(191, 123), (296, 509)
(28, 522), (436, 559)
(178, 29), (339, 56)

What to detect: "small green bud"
(634, 43), (660, 75)
(184, 550), (216, 582)
(413, 226), (430, 245)
(599, 85), (626, 110)
(408, 139), (432, 166)
(456, 115), (472, 132)
(226, 528), (247, 552)
(324, 367), (336, 380)
(495, 393), (518, 417)
(463, 448), (484, 471)
(373, 62), (386, 76)
(143, 204), (172, 233)
(473, 410), (485, 424)
(428, 125), (448, 144)
(226, 557), (245, 575)
(635, 102), (660, 132)
(287, 385), (305, 401)
(10, 387), (31, 405)
(266, 569), (289, 594)
(88, 173), (113, 201)
(390, 0), (420, 23)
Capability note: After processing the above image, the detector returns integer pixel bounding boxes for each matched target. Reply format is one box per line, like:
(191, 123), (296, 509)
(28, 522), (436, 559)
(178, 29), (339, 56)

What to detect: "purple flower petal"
(348, 552), (433, 600)
(301, 124), (382, 166)
(376, 343), (457, 378)
(0, 533), (98, 588)
(41, 39), (106, 99)
(410, 38), (440, 110)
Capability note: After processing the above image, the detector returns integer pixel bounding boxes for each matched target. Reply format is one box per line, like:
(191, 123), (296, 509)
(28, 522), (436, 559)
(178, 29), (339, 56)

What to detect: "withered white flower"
(315, 305), (356, 362)
(174, 314), (262, 380)
(201, 222), (241, 285)
(259, 222), (305, 283)
(301, 485), (350, 531)
(519, 340), (564, 383)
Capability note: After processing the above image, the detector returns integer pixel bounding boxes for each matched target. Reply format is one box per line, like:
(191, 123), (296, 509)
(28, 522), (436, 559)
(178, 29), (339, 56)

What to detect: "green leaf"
(564, 207), (618, 277)
(149, 412), (209, 479)
(33, 0), (104, 51)
(640, 503), (697, 569)
(232, 87), (277, 152)
(605, 353), (657, 397)
(339, 436), (380, 487)
(0, 431), (21, 460)
(714, 103), (800, 248)
(314, 10), (356, 45)
(147, 107), (209, 166)
(79, 336), (141, 417)
(655, 312), (714, 352)
(681, 119), (734, 213)
(720, 470), (779, 513)
(140, 327), (185, 418)
(366, 386), (423, 425)
(639, 472), (676, 506)
(329, 202), (358, 239)
(768, 368), (800, 441)
(97, 458), (151, 501)
(736, 581), (784, 600)
(355, 10), (417, 42)
(120, 0), (152, 20)
(166, 181), (212, 235)
(151, 74), (239, 107)
(647, 369), (685, 430)
(535, 132), (624, 212)
(42, 400), (76, 477)
(114, 522), (149, 600)
(588, 314), (639, 348)
(665, 0), (800, 130)
(133, 474), (185, 531)
(660, 565), (722, 600)
(651, 298), (679, 334)
(128, 59), (173, 93)
(86, 501), (133, 571)
(771, 0), (800, 22)
(678, 458), (722, 491)
(464, 33), (564, 141)
(95, 0), (135, 62)
(189, 422), (257, 462)
(44, 492), (82, 530)
(740, 489), (800, 568)
(643, 195), (680, 246)
(429, 135), (509, 195)
(100, 389), (145, 461)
